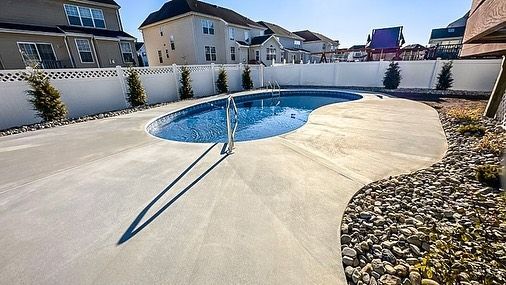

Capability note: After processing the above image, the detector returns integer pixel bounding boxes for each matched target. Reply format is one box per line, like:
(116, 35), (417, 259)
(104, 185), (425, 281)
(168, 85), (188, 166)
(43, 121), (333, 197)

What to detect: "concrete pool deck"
(0, 90), (447, 284)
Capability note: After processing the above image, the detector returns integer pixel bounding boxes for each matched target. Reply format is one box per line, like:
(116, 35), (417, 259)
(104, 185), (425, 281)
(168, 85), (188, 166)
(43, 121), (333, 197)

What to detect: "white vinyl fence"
(0, 64), (263, 130)
(265, 59), (502, 91)
(0, 59), (502, 130)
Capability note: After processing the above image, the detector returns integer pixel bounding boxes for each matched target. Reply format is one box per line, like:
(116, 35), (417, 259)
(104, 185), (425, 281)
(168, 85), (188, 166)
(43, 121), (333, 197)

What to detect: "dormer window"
(64, 4), (106, 29)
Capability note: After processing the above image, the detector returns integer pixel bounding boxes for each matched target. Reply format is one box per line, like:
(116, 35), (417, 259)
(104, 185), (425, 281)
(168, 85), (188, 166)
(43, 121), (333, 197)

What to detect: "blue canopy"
(368, 27), (404, 49)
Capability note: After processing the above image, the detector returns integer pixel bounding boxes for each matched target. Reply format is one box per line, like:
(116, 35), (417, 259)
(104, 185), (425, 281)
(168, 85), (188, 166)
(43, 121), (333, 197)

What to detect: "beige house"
(0, 0), (137, 70)
(140, 0), (284, 66)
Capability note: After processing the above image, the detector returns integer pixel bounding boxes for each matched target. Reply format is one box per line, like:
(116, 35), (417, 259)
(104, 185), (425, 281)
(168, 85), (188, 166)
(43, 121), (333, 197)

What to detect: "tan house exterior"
(140, 0), (284, 66)
(0, 0), (137, 70)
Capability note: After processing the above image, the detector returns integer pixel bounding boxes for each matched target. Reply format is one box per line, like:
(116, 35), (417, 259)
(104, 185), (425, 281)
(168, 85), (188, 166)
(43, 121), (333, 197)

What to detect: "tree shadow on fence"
(118, 143), (228, 245)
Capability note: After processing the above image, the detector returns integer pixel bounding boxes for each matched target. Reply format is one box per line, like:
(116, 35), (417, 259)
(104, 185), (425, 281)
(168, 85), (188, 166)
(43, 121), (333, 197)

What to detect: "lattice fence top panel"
(45, 69), (118, 80)
(0, 71), (29, 82)
(125, 67), (174, 77)
(177, 65), (212, 73)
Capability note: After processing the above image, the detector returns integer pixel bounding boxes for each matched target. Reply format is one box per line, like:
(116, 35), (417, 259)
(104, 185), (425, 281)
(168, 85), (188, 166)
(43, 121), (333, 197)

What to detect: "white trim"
(90, 39), (100, 67)
(94, 36), (120, 41)
(0, 28), (65, 37)
(74, 38), (95, 64)
(64, 4), (107, 29)
(65, 32), (94, 38)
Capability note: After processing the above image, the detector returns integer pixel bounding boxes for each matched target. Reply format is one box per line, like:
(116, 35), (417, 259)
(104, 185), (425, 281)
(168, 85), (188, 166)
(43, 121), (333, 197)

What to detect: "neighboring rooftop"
(402, 44), (427, 50)
(447, 12), (469, 28)
(257, 21), (304, 40)
(250, 35), (273, 46)
(140, 0), (264, 29)
(367, 26), (405, 49)
(294, 30), (335, 43)
(430, 26), (466, 40)
(135, 42), (144, 51)
(348, 45), (366, 50)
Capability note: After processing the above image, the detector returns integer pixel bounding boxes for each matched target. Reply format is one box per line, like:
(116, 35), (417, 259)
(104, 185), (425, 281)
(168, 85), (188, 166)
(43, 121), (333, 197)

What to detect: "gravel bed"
(341, 100), (505, 285)
(0, 100), (186, 137)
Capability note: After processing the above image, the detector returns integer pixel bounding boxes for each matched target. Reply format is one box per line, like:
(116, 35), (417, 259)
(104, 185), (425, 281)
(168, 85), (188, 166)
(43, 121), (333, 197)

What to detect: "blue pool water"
(148, 91), (361, 143)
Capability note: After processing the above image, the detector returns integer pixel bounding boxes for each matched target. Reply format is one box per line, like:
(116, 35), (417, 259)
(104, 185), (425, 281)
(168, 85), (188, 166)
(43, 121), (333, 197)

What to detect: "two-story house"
(0, 0), (137, 70)
(257, 21), (309, 64)
(139, 0), (284, 66)
(294, 30), (339, 63)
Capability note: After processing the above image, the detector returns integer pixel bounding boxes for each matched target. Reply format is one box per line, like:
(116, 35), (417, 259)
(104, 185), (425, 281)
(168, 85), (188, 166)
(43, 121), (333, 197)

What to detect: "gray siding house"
(257, 21), (309, 64)
(140, 0), (284, 66)
(0, 0), (137, 70)
(294, 30), (339, 62)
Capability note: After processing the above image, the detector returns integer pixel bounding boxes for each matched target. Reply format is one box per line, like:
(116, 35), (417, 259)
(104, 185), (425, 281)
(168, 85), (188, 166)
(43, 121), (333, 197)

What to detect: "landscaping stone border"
(340, 100), (505, 285)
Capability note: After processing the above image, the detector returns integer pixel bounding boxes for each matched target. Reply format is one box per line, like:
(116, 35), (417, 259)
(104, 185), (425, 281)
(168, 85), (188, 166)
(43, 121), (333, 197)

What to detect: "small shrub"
(25, 67), (67, 122)
(179, 65), (194, 100)
(479, 132), (506, 155)
(456, 124), (485, 137)
(436, 61), (454, 90)
(126, 67), (147, 107)
(383, 61), (401, 89)
(447, 107), (482, 123)
(242, 65), (254, 90)
(216, 67), (228, 94)
(475, 165), (503, 188)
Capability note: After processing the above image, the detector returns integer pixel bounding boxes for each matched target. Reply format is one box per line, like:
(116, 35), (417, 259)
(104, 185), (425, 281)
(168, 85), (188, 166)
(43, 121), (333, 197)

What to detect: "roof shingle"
(140, 0), (264, 29)
(257, 21), (303, 40)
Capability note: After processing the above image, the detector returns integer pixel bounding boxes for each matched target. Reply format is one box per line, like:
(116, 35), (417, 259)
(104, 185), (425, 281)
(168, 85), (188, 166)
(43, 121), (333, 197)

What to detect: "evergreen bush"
(242, 65), (254, 90)
(436, 61), (454, 90)
(25, 67), (67, 122)
(383, 61), (402, 89)
(216, 67), (228, 94)
(126, 67), (147, 107)
(179, 65), (194, 100)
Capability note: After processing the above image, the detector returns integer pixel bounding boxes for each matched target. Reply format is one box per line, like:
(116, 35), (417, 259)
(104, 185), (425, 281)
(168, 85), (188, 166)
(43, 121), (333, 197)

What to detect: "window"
(64, 4), (106, 28)
(205, 46), (216, 61)
(158, 50), (163, 64)
(91, 9), (105, 28)
(18, 42), (57, 66)
(160, 28), (164, 37)
(322, 43), (326, 50)
(202, 19), (214, 35)
(120, 42), (134, 63)
(75, 39), (93, 63)
(230, 47), (236, 61)
(255, 50), (260, 61)
(229, 27), (235, 40)
(170, 36), (175, 50)
(79, 7), (94, 27)
(448, 28), (455, 33)
(64, 5), (81, 26)
(244, 30), (250, 42)
(294, 40), (301, 48)
(266, 46), (276, 61)
(165, 49), (169, 59)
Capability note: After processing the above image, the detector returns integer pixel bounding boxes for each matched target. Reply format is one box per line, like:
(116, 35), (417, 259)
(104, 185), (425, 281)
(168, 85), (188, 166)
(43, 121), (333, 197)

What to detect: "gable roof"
(250, 35), (272, 45)
(402, 44), (427, 50)
(348, 45), (366, 50)
(368, 26), (404, 49)
(447, 12), (469, 28)
(135, 42), (144, 51)
(293, 30), (335, 43)
(140, 0), (264, 29)
(430, 26), (466, 40)
(257, 21), (303, 40)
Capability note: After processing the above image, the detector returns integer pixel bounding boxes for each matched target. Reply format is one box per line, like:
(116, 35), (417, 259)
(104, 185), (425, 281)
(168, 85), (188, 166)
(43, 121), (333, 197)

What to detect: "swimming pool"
(147, 90), (362, 143)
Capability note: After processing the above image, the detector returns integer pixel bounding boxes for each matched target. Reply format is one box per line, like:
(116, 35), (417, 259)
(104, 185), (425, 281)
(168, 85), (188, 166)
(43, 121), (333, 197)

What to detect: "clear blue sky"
(117, 0), (471, 48)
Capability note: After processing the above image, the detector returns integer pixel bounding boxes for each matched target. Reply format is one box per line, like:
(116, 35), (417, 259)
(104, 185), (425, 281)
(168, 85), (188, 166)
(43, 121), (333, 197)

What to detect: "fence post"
(116, 66), (129, 108)
(259, 64), (264, 88)
(299, 64), (303, 86)
(375, 60), (384, 87)
(333, 62), (339, 86)
(210, 63), (216, 94)
(428, 58), (441, 89)
(172, 64), (179, 98)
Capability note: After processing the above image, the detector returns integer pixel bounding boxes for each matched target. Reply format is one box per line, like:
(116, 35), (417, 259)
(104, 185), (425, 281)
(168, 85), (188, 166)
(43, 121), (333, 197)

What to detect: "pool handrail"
(226, 94), (238, 154)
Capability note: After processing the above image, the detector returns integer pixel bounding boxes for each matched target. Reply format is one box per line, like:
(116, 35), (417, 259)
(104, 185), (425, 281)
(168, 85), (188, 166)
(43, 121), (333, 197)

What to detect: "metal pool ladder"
(226, 94), (238, 154)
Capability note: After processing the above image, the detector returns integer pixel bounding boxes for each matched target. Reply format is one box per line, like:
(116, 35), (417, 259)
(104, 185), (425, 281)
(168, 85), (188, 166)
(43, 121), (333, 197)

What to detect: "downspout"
(90, 37), (101, 68)
(63, 35), (76, 68)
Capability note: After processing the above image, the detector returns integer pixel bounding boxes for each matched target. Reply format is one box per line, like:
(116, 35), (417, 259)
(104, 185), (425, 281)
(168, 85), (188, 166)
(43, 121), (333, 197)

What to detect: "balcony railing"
(425, 44), (462, 60)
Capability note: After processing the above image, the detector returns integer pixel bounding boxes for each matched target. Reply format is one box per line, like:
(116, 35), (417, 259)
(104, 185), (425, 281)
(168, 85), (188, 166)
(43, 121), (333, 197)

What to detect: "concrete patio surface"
(0, 90), (447, 284)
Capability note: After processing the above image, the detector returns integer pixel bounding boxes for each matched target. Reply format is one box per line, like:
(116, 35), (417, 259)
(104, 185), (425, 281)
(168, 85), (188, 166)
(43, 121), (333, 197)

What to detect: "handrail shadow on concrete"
(118, 143), (228, 245)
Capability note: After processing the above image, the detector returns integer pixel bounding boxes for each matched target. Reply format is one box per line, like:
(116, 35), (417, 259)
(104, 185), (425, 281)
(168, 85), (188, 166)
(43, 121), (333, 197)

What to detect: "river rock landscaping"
(341, 99), (505, 285)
